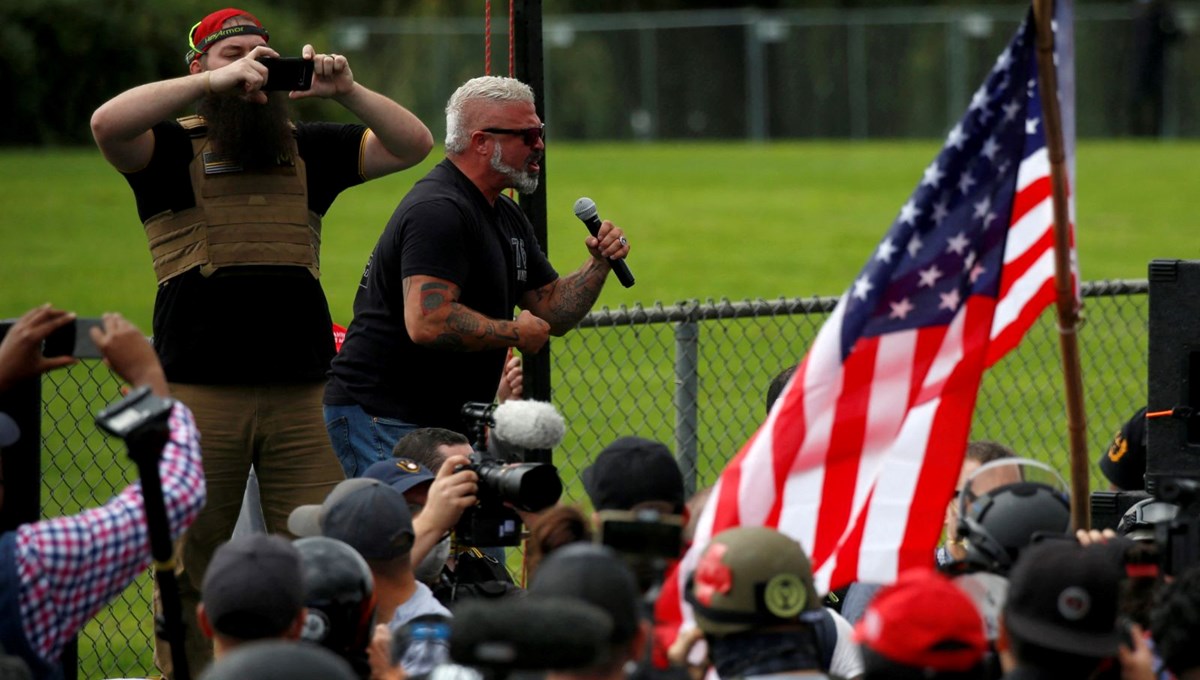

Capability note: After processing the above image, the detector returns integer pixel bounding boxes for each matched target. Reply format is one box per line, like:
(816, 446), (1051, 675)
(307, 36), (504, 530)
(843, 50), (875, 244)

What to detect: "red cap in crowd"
(853, 568), (988, 673)
(185, 8), (269, 64)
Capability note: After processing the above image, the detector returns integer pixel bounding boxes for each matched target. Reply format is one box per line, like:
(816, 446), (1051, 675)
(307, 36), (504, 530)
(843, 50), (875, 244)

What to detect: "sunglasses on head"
(481, 124), (545, 147)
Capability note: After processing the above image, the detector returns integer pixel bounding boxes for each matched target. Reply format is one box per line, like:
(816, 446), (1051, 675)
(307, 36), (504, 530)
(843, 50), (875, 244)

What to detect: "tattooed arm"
(403, 274), (551, 353)
(521, 218), (630, 335)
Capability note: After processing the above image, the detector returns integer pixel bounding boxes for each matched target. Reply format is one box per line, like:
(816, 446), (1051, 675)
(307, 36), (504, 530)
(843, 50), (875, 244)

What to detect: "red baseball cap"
(185, 8), (269, 64)
(853, 568), (988, 672)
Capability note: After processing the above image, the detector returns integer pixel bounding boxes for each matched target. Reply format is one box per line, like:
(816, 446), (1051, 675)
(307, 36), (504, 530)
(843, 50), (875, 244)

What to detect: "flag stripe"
(660, 11), (1075, 655)
(811, 338), (877, 565)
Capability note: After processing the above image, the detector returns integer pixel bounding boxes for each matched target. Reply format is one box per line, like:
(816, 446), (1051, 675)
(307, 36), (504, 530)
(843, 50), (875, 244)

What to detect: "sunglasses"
(481, 124), (546, 147)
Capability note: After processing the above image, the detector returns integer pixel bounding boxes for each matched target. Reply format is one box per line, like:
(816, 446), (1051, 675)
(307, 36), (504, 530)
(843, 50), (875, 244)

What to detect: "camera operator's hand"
(411, 455), (478, 566)
(1075, 528), (1118, 546)
(89, 313), (169, 397)
(1118, 623), (1155, 680)
(667, 626), (709, 680)
(0, 304), (78, 393)
(208, 44), (279, 104)
(368, 623), (405, 680)
(298, 44), (356, 100)
(420, 455), (479, 532)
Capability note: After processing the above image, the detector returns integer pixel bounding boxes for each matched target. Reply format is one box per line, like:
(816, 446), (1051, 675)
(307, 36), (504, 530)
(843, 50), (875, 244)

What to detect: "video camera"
(596, 508), (684, 595)
(1152, 477), (1200, 576)
(455, 402), (563, 547)
(1087, 261), (1200, 574)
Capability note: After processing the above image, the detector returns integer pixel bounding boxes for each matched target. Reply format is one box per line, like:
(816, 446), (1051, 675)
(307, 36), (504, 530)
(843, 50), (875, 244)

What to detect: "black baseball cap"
(1003, 541), (1125, 657)
(288, 478), (415, 561)
(530, 543), (641, 645)
(201, 534), (305, 640)
(1098, 407), (1147, 491)
(582, 436), (685, 514)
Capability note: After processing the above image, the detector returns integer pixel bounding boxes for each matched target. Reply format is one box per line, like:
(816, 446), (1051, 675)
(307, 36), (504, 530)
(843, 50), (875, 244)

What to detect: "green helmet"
(686, 526), (820, 635)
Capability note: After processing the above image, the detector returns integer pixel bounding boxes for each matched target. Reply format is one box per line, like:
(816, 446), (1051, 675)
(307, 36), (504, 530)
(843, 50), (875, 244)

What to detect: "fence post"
(847, 16), (868, 139)
(674, 315), (700, 497)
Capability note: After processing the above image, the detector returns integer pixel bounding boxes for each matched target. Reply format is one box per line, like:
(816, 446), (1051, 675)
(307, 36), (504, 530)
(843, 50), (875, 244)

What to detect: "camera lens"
(479, 462), (562, 512)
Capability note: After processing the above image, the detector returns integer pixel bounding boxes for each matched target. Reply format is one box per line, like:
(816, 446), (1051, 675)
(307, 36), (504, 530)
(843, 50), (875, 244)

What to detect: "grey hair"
(444, 76), (535, 154)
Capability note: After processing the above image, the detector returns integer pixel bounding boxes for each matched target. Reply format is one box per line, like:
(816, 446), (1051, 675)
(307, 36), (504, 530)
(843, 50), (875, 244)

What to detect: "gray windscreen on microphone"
(573, 197), (598, 221)
(449, 597), (613, 671)
(491, 400), (566, 451)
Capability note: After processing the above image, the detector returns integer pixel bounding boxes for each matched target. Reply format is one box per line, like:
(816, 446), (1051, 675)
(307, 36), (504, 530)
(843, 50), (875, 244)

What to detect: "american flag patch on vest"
(203, 151), (242, 175)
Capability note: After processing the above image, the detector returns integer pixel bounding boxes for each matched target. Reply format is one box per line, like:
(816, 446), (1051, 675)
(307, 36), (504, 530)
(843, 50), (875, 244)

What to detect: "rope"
(484, 0), (492, 75)
(508, 0), (516, 76)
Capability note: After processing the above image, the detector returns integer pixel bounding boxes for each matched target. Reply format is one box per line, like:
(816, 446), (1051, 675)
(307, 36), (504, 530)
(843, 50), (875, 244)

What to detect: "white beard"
(491, 143), (539, 194)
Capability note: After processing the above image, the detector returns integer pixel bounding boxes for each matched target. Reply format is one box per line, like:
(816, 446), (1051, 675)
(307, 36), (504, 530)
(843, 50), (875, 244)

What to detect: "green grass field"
(2, 140), (1194, 677)
(2, 141), (1193, 327)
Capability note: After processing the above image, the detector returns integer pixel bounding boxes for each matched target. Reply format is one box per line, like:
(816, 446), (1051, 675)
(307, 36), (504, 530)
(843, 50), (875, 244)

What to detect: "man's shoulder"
(396, 169), (479, 223)
(293, 120), (369, 157)
(390, 582), (453, 630)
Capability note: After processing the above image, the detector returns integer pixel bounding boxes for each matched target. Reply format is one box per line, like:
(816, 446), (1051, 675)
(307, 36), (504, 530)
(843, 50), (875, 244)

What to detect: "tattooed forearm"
(430, 333), (467, 350)
(541, 262), (606, 330)
(405, 276), (522, 350)
(447, 307), (483, 335)
(490, 323), (520, 343)
(420, 282), (451, 316)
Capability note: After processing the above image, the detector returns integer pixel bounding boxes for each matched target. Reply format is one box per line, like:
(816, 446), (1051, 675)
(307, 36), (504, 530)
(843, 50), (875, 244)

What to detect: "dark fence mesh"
(335, 4), (1200, 141)
(41, 279), (1145, 677)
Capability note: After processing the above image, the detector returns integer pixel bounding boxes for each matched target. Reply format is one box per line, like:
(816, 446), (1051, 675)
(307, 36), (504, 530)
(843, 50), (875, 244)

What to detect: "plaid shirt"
(13, 401), (204, 664)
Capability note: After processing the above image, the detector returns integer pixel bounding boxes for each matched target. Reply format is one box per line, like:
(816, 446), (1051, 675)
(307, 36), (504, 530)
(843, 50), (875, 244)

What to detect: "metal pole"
(946, 14), (968, 131)
(1033, 0), (1090, 530)
(638, 25), (659, 141)
(847, 19), (868, 139)
(513, 0), (553, 462)
(745, 16), (768, 141)
(674, 318), (700, 497)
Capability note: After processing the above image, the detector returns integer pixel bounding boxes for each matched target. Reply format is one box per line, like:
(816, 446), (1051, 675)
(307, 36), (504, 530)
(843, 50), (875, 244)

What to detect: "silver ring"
(619, 237), (628, 246)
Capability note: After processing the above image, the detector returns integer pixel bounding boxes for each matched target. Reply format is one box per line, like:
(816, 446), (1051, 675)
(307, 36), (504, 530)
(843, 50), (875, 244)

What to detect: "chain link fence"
(334, 4), (1200, 140)
(38, 279), (1145, 677)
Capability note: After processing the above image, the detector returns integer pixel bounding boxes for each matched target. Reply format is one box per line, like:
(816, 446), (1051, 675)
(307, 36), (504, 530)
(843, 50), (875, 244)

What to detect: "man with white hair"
(324, 76), (630, 475)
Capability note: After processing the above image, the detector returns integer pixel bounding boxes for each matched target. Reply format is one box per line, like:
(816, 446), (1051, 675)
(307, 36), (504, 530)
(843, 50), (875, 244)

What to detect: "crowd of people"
(1, 5), (1198, 680)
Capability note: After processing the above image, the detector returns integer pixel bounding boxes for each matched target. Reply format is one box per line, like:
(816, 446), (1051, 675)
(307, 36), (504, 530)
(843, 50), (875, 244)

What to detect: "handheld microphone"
(450, 597), (612, 671)
(573, 197), (635, 288)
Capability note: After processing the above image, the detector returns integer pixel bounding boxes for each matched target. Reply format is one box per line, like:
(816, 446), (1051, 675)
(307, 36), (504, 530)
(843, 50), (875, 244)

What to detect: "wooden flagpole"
(1032, 0), (1090, 530)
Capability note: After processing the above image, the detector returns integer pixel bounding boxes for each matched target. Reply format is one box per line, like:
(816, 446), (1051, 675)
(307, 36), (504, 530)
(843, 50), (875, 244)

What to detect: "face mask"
(416, 535), (451, 584)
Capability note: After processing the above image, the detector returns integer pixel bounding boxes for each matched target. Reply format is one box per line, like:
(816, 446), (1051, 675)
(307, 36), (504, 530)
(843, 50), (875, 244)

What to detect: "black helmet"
(294, 536), (377, 659)
(956, 459), (1071, 576)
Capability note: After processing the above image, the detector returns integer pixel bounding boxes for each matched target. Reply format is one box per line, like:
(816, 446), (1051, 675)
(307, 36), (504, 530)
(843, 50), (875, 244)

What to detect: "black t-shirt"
(325, 159), (557, 433)
(122, 119), (367, 384)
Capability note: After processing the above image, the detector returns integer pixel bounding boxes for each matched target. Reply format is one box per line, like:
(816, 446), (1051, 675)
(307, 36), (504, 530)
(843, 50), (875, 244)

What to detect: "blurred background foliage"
(1, 0), (1191, 145)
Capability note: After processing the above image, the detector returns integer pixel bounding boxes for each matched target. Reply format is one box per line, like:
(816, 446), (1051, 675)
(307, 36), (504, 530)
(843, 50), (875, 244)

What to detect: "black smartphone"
(43, 318), (106, 358)
(596, 509), (684, 560)
(258, 57), (314, 92)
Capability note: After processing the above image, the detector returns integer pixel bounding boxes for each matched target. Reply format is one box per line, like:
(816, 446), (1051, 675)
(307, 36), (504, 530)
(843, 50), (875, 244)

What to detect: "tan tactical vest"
(143, 115), (322, 283)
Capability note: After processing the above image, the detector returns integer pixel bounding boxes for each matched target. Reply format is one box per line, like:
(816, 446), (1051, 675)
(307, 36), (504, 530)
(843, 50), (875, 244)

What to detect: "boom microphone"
(492, 400), (566, 451)
(573, 197), (635, 288)
(450, 597), (612, 671)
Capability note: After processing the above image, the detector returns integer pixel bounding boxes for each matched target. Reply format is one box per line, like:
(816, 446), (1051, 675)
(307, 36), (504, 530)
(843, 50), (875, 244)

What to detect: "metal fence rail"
(41, 278), (1146, 677)
(334, 4), (1200, 140)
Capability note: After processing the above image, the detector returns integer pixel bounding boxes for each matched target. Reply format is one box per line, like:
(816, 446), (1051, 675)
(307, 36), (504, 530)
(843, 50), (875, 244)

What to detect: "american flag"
(656, 8), (1076, 647)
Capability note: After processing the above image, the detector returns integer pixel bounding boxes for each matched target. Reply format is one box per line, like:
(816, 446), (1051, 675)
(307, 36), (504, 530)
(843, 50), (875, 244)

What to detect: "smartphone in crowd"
(258, 57), (314, 91)
(42, 319), (106, 358)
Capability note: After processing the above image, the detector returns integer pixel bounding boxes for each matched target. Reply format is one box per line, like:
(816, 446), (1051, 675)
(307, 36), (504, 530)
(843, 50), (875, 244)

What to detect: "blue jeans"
(324, 403), (418, 478)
